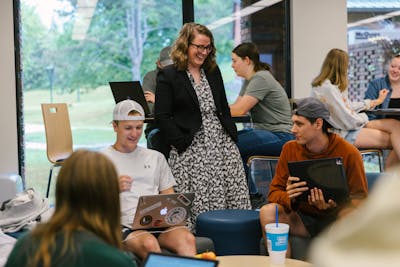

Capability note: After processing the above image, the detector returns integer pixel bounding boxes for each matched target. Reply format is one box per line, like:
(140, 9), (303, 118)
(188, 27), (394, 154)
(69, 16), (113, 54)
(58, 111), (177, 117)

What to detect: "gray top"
(142, 69), (158, 113)
(240, 70), (292, 132)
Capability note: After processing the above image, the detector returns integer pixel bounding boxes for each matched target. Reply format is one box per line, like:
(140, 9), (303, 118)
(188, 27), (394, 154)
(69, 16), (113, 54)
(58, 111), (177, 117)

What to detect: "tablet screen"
(142, 253), (218, 267)
(288, 157), (349, 203)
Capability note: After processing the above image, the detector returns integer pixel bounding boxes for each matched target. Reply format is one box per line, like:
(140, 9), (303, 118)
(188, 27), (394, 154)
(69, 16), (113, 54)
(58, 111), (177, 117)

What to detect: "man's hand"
(286, 176), (308, 201)
(119, 175), (133, 192)
(144, 91), (155, 103)
(307, 188), (337, 210)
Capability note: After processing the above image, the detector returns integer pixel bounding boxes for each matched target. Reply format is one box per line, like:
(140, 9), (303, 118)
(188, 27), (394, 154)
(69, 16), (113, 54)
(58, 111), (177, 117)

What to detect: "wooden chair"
(41, 103), (73, 198)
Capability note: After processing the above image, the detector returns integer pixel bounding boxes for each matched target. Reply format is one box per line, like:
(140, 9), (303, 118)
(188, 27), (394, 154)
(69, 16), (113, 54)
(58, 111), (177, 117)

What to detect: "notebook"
(141, 252), (218, 267)
(132, 193), (194, 230)
(109, 81), (152, 118)
(287, 157), (349, 204)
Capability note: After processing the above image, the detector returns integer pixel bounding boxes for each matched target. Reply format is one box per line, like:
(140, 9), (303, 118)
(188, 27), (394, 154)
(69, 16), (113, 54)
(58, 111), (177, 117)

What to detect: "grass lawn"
(23, 86), (147, 201)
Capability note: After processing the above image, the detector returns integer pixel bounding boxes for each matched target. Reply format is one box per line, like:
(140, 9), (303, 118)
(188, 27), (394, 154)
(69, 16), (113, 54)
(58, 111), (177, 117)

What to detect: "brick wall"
(348, 39), (400, 101)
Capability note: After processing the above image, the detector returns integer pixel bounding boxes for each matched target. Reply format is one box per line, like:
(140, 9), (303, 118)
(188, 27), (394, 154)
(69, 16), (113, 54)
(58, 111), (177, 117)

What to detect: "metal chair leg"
(46, 164), (60, 198)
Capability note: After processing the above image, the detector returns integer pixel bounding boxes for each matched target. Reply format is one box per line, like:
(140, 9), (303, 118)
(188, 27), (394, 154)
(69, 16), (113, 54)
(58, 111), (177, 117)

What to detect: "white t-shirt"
(102, 146), (176, 227)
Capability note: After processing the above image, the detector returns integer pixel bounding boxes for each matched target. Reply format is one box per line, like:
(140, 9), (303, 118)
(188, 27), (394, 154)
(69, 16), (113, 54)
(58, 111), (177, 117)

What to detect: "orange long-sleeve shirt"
(268, 133), (368, 217)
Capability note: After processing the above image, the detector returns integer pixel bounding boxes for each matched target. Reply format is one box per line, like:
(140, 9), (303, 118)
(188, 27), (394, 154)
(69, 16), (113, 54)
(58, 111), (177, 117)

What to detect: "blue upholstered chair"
(366, 172), (381, 191)
(196, 209), (261, 256)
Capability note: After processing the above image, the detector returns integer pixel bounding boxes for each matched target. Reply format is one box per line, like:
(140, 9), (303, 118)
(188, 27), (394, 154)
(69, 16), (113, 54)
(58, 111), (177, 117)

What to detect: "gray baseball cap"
(294, 97), (330, 120)
(159, 46), (173, 67)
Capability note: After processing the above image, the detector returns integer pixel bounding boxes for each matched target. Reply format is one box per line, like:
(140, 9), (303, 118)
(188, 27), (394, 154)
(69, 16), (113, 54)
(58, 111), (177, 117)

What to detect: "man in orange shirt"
(259, 97), (368, 256)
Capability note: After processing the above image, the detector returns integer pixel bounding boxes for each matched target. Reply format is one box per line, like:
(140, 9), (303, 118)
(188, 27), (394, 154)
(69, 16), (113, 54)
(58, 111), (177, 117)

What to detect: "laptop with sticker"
(109, 81), (152, 118)
(288, 157), (349, 204)
(132, 193), (194, 230)
(141, 252), (218, 267)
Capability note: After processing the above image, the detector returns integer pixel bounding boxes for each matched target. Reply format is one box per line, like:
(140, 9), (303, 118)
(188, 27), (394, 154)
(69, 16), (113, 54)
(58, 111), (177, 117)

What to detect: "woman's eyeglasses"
(190, 43), (212, 53)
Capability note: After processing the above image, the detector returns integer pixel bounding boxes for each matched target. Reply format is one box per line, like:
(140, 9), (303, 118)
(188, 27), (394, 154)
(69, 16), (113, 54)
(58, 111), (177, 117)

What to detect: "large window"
(347, 0), (400, 172)
(347, 0), (400, 101)
(194, 0), (290, 102)
(21, 0), (182, 198)
(20, 0), (289, 198)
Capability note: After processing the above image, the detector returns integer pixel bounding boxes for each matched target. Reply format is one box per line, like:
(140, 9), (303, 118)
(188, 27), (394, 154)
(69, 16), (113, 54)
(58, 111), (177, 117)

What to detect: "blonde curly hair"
(171, 22), (217, 72)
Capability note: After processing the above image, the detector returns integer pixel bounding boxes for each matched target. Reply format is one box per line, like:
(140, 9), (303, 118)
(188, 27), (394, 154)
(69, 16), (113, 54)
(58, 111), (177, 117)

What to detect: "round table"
(217, 255), (312, 267)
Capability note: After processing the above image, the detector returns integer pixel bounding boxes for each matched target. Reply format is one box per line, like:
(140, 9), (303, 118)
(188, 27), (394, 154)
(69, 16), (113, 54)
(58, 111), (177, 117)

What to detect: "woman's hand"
(370, 88), (389, 109)
(371, 88), (389, 108)
(378, 88), (389, 102)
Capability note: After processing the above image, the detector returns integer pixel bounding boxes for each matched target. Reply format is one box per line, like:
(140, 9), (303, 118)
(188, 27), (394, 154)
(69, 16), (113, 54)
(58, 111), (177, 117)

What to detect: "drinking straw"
(275, 204), (278, 227)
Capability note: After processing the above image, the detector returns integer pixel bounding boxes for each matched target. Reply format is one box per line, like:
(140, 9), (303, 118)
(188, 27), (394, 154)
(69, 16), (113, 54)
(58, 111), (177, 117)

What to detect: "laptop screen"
(142, 253), (218, 267)
(109, 81), (152, 117)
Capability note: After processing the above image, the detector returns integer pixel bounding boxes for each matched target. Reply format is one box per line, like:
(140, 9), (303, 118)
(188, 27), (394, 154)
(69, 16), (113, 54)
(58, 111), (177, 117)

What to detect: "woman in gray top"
(230, 42), (293, 196)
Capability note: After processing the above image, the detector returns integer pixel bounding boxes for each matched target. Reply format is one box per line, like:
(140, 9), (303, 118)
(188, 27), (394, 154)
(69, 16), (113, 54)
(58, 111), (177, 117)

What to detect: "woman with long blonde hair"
(311, 48), (400, 169)
(6, 150), (136, 267)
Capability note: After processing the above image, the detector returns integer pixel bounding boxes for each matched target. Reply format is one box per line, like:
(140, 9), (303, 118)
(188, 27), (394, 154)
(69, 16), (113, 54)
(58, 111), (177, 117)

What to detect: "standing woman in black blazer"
(155, 23), (251, 231)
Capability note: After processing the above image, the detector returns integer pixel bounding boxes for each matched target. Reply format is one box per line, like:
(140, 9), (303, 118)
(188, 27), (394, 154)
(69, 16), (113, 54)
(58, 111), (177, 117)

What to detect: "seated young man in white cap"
(102, 99), (196, 260)
(259, 97), (368, 257)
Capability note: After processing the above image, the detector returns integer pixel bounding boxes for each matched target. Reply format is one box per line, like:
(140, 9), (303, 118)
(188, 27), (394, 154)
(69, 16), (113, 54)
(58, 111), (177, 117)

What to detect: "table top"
(217, 255), (312, 267)
(232, 114), (251, 123)
(367, 108), (400, 116)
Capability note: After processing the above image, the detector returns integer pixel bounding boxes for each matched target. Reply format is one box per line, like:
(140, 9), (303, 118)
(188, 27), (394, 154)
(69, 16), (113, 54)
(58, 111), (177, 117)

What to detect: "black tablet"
(288, 157), (349, 204)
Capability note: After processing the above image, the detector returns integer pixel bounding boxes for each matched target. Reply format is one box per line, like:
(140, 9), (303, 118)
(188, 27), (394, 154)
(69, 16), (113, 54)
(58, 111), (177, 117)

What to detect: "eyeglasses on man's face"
(190, 43), (212, 53)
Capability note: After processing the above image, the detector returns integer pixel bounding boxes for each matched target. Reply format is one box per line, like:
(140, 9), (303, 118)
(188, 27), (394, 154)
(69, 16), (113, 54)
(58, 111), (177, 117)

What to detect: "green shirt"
(5, 230), (137, 267)
(240, 70), (292, 132)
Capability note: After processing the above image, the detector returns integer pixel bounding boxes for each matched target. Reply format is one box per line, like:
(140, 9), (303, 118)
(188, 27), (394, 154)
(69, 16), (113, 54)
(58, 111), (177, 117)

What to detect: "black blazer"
(155, 65), (237, 153)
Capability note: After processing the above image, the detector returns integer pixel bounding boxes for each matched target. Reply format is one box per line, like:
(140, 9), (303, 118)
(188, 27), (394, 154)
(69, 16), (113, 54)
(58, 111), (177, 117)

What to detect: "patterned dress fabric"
(169, 69), (251, 232)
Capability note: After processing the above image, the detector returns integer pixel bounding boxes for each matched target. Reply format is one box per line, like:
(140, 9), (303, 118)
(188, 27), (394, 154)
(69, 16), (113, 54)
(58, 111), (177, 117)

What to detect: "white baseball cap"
(113, 99), (145, 121)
